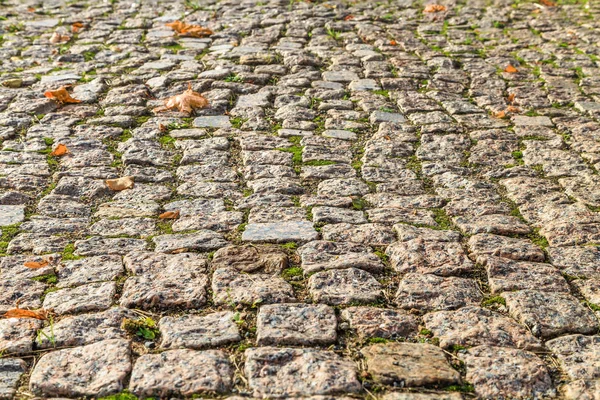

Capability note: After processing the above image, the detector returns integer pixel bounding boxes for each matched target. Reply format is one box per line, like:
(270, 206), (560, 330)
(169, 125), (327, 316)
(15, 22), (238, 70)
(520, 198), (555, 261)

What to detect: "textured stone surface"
(423, 306), (541, 350)
(361, 343), (460, 386)
(129, 349), (233, 397)
(256, 303), (337, 346)
(504, 290), (597, 338)
(29, 339), (131, 397)
(245, 347), (361, 398)
(463, 346), (556, 399)
(159, 311), (241, 349)
(341, 307), (420, 340)
(0, 358), (27, 399)
(3, 0), (599, 396)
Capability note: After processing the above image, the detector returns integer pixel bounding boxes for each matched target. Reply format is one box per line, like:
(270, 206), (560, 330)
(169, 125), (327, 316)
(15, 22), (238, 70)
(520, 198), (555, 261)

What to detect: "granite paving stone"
(2, 0), (599, 396)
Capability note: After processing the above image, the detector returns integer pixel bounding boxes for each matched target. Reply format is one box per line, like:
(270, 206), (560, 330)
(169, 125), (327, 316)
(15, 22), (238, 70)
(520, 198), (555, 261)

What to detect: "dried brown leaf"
(24, 260), (49, 269)
(105, 176), (135, 191)
(507, 93), (516, 104)
(153, 82), (209, 115)
(50, 32), (70, 44)
(44, 87), (81, 104)
(4, 308), (48, 320)
(159, 210), (180, 219)
(424, 4), (447, 12)
(493, 110), (506, 119)
(71, 22), (84, 33)
(504, 65), (519, 73)
(166, 20), (213, 38)
(51, 143), (69, 157)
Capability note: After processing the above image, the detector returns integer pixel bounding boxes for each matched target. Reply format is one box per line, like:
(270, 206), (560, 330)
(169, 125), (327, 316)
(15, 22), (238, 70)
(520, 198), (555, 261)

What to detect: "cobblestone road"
(0, 0), (599, 398)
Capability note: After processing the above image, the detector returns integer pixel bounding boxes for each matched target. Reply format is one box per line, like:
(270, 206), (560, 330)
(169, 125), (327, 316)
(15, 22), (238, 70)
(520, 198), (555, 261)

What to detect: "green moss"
(351, 197), (367, 211)
(303, 160), (336, 166)
(224, 74), (244, 83)
(158, 135), (176, 148)
(121, 317), (159, 340)
(61, 243), (82, 261)
(282, 267), (303, 280)
(419, 328), (433, 336)
(374, 250), (388, 263)
(448, 344), (467, 352)
(230, 117), (246, 129)
(367, 337), (389, 344)
(98, 392), (138, 400)
(0, 224), (20, 255)
(32, 274), (58, 285)
(281, 242), (298, 250)
(446, 383), (475, 393)
(431, 208), (453, 230)
(276, 144), (303, 165)
(481, 296), (506, 307)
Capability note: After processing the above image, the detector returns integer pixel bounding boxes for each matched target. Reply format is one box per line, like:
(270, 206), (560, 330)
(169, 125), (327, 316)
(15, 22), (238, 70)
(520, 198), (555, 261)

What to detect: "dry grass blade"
(4, 308), (49, 320)
(105, 176), (135, 191)
(153, 82), (209, 115)
(50, 143), (69, 157)
(166, 20), (213, 38)
(44, 87), (81, 104)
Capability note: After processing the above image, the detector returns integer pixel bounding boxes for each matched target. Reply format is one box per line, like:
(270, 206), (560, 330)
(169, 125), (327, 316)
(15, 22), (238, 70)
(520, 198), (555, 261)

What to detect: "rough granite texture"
(1, 0), (599, 396)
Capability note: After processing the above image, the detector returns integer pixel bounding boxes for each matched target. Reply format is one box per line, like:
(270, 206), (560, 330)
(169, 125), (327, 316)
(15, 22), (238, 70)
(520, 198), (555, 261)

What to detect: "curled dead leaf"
(507, 93), (516, 104)
(153, 82), (209, 115)
(24, 260), (49, 269)
(105, 176), (135, 191)
(159, 210), (180, 219)
(504, 65), (519, 73)
(390, 40), (397, 46)
(71, 22), (84, 33)
(424, 4), (447, 12)
(50, 32), (70, 44)
(44, 87), (81, 104)
(159, 123), (168, 132)
(343, 15), (354, 21)
(166, 20), (213, 38)
(506, 105), (521, 113)
(51, 143), (69, 157)
(539, 0), (556, 6)
(4, 308), (49, 320)
(493, 110), (506, 119)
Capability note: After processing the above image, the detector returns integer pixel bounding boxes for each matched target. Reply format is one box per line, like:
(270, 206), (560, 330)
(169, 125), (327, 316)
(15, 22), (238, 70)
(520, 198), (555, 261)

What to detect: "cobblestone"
(1, 0), (600, 396)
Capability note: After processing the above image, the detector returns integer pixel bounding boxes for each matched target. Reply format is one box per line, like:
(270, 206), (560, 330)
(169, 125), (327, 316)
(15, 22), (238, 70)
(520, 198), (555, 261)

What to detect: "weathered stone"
(212, 267), (295, 306)
(298, 240), (384, 274)
(341, 307), (419, 339)
(463, 346), (556, 399)
(153, 231), (228, 253)
(361, 343), (460, 386)
(0, 358), (27, 399)
(29, 339), (132, 397)
(242, 221), (319, 243)
(423, 306), (542, 350)
(504, 290), (598, 338)
(256, 303), (337, 346)
(0, 318), (41, 355)
(395, 273), (482, 312)
(308, 268), (382, 305)
(43, 282), (116, 315)
(245, 347), (361, 398)
(159, 311), (241, 349)
(129, 349), (233, 397)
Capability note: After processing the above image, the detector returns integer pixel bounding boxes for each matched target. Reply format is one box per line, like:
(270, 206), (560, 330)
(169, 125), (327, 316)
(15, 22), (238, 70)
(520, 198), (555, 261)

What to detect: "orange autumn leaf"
(44, 87), (81, 104)
(506, 105), (521, 113)
(166, 20), (213, 38)
(153, 82), (209, 115)
(424, 4), (447, 12)
(159, 123), (168, 132)
(507, 93), (516, 104)
(344, 15), (354, 21)
(4, 308), (49, 320)
(390, 40), (397, 46)
(51, 143), (69, 157)
(50, 32), (70, 44)
(539, 0), (556, 6)
(27, 7), (35, 12)
(159, 210), (180, 219)
(71, 22), (84, 33)
(504, 65), (519, 73)
(493, 110), (506, 119)
(105, 176), (135, 191)
(24, 260), (49, 269)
